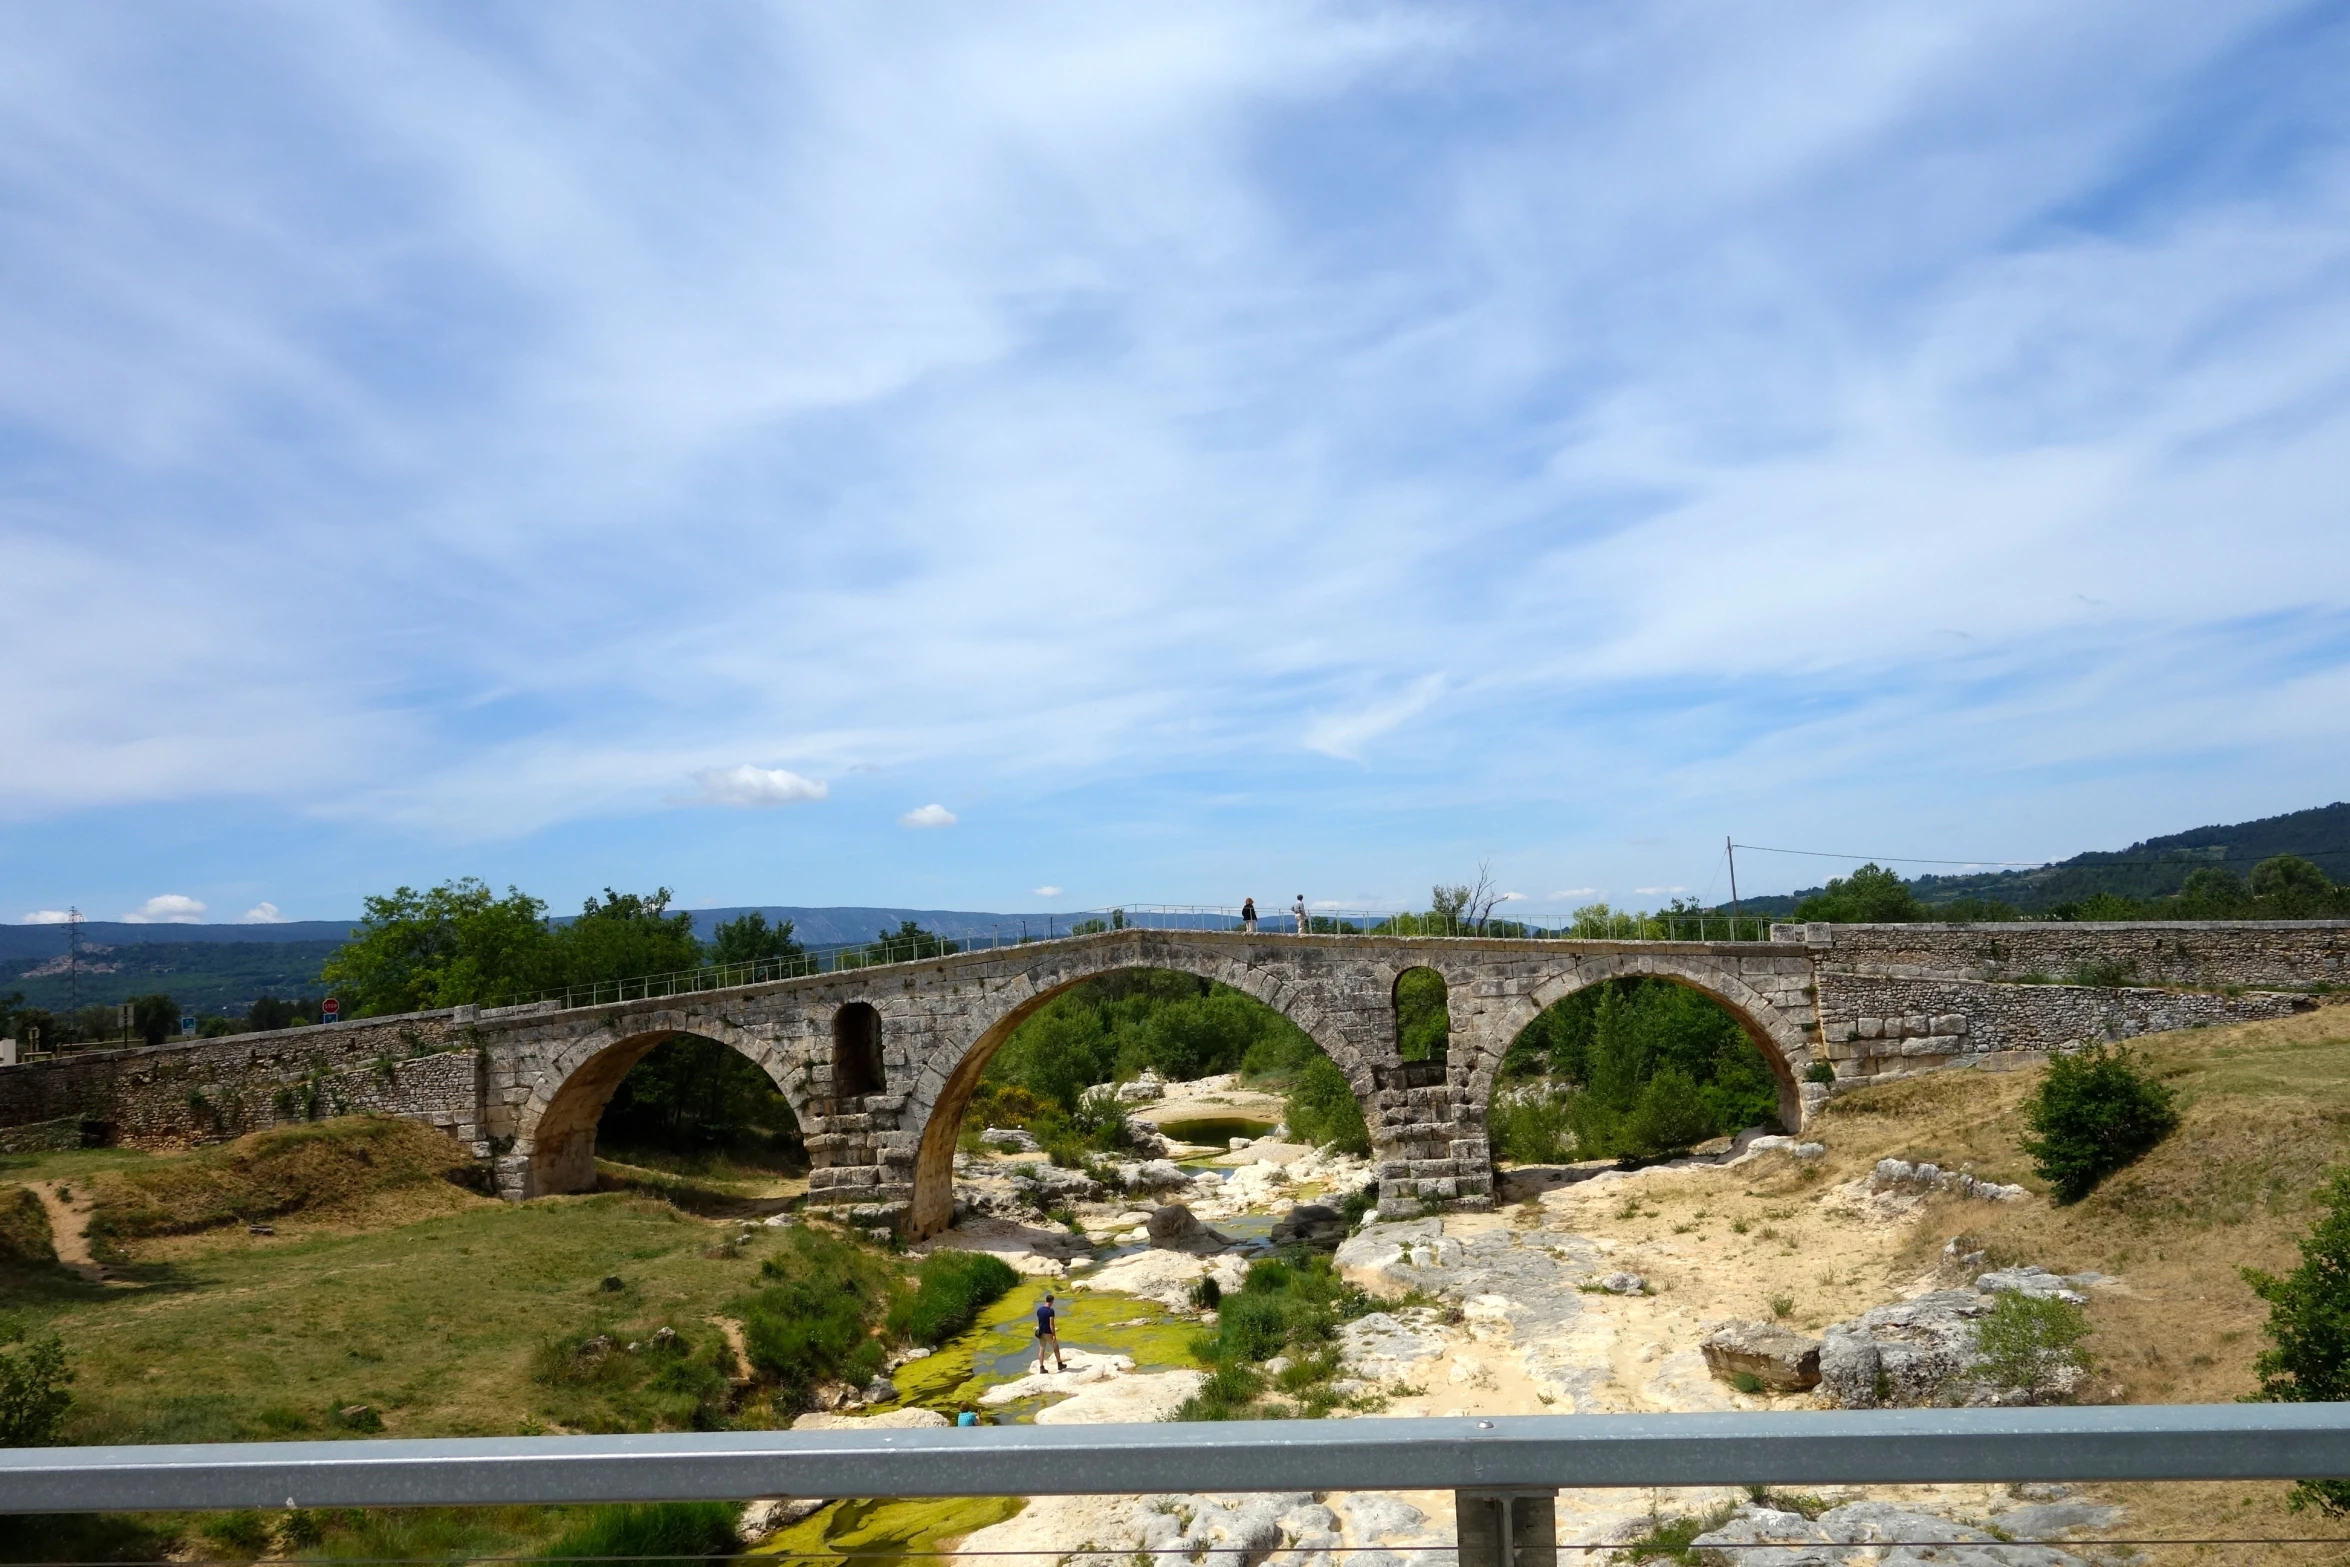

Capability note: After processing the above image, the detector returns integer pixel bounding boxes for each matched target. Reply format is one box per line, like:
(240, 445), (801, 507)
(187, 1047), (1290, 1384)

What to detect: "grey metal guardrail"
(6, 1406), (2350, 1515)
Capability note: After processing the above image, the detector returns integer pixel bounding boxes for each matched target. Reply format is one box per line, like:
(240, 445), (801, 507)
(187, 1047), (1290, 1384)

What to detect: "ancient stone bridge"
(2, 921), (2338, 1238)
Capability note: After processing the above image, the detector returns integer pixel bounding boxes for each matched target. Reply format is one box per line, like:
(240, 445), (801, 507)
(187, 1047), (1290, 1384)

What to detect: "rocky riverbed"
(759, 1077), (2132, 1566)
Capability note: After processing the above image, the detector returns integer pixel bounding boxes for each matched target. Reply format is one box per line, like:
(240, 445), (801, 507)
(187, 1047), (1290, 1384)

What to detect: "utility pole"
(1726, 839), (1742, 935)
(67, 906), (83, 1012)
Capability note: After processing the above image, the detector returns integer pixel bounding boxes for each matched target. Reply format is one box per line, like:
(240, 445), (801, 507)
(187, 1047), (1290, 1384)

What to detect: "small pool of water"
(885, 1278), (1199, 1422)
(1157, 1115), (1277, 1145)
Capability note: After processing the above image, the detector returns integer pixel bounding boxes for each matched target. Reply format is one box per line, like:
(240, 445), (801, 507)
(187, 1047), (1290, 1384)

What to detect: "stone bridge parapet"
(2, 921), (2334, 1237)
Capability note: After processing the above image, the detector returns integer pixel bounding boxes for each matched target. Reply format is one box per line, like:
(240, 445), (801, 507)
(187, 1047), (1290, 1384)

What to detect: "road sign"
(322, 997), (341, 1022)
(180, 1014), (196, 1036)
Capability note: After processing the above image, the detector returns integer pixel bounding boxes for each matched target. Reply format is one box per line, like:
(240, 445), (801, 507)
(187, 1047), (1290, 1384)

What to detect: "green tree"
(2171, 866), (2252, 918)
(2019, 1044), (2179, 1203)
(554, 887), (703, 988)
(2245, 1169), (2350, 1514)
(1793, 864), (1925, 923)
(600, 1035), (802, 1158)
(321, 879), (557, 1015)
(706, 911), (802, 968)
(2248, 855), (2344, 918)
(128, 993), (179, 1046)
(1285, 1053), (1370, 1155)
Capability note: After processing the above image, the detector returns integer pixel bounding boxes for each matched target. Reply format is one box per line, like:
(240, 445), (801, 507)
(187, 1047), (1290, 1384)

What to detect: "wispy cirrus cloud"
(0, 3), (2345, 916)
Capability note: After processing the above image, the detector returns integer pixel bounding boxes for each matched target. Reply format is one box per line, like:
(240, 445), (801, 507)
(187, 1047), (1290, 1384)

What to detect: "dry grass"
(85, 1116), (478, 1244)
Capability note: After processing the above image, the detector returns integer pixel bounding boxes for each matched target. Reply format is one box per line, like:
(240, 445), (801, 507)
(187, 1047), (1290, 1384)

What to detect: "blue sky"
(4, 3), (2348, 925)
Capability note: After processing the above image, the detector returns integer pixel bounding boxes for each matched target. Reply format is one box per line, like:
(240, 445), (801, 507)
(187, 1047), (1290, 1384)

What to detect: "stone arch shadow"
(512, 1012), (802, 1200)
(1469, 957), (1815, 1135)
(902, 945), (1377, 1241)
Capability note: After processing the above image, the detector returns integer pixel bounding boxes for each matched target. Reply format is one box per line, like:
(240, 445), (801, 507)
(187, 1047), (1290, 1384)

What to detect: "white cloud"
(1634, 886), (1687, 897)
(124, 894), (207, 924)
(693, 765), (828, 809)
(1031, 885), (1063, 898)
(240, 902), (286, 923)
(900, 803), (957, 829)
(22, 910), (74, 924)
(1550, 889), (1600, 900)
(1498, 891), (1527, 902)
(1303, 677), (1445, 762)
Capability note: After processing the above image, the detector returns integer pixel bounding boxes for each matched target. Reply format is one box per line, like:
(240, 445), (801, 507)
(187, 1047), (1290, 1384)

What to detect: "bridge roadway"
(1, 922), (2337, 1238)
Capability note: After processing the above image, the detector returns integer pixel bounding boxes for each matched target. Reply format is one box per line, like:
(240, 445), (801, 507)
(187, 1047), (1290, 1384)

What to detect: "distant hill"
(1736, 801), (2350, 915)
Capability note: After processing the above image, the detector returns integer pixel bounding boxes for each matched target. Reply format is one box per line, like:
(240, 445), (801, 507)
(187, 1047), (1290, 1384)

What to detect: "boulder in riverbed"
(1701, 1320), (1822, 1391)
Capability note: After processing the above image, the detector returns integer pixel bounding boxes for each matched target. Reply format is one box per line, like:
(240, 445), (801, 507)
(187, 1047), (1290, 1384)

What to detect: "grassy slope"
(4, 1176), (808, 1443)
(1804, 1003), (2350, 1561)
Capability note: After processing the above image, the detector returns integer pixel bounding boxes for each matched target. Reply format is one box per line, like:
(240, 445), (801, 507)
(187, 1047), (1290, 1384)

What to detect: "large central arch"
(902, 948), (1376, 1240)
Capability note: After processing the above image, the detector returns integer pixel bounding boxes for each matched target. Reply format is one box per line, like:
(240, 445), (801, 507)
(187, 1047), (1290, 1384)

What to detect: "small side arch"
(1469, 956), (1813, 1131)
(514, 1015), (798, 1199)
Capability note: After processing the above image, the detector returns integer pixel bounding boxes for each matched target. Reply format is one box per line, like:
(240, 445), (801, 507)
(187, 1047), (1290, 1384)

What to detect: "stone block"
(1856, 1017), (1882, 1039)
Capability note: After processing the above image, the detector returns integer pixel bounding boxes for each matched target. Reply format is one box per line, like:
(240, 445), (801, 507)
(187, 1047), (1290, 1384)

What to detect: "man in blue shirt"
(1035, 1292), (1067, 1374)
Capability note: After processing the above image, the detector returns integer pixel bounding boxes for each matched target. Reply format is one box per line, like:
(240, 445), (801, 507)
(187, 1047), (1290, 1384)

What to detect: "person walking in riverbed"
(1241, 897), (1257, 933)
(1035, 1291), (1067, 1374)
(1293, 895), (1308, 935)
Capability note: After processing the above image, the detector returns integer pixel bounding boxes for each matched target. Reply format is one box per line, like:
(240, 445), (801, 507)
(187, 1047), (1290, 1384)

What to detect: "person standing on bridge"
(1293, 895), (1308, 935)
(1241, 897), (1257, 933)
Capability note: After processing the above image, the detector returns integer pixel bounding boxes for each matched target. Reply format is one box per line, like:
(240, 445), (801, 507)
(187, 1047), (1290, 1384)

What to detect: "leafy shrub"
(2019, 1045), (2179, 1203)
(2068, 956), (2136, 989)
(737, 1226), (900, 1409)
(1284, 1054), (1370, 1155)
(1971, 1292), (2089, 1400)
(0, 1316), (72, 1446)
(889, 1250), (1020, 1346)
(1804, 1060), (1837, 1085)
(1189, 1276), (1222, 1310)
(1490, 1087), (1574, 1164)
(537, 1501), (742, 1565)
(2246, 1169), (2350, 1514)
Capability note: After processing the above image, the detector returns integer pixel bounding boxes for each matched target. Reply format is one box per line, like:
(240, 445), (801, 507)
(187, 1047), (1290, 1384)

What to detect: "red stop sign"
(322, 997), (341, 1021)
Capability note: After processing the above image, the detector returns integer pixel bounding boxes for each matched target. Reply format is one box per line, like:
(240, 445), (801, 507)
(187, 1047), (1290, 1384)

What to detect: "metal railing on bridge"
(522, 906), (1790, 1013)
(6, 1406), (2349, 1565)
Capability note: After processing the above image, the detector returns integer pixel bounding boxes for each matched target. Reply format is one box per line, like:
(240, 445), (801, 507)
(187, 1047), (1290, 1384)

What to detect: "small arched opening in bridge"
(528, 1030), (801, 1199)
(909, 965), (1369, 1240)
(1488, 976), (1792, 1172)
(1394, 966), (1450, 1070)
(832, 1002), (885, 1099)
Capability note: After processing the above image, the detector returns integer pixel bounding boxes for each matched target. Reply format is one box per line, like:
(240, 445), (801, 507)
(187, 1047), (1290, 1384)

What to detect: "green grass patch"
(1176, 1251), (1377, 1420)
(735, 1225), (905, 1411)
(888, 1251), (1020, 1347)
(755, 1495), (1024, 1566)
(0, 1187), (57, 1271)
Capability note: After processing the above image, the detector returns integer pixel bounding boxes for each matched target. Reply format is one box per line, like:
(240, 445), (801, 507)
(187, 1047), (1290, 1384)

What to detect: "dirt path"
(30, 1179), (109, 1283)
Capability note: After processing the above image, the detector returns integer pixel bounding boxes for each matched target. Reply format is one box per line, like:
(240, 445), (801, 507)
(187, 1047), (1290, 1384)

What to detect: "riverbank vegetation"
(1496, 979), (1784, 1163)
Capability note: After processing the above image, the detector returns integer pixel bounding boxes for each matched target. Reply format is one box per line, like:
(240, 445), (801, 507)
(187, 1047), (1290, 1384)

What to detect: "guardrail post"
(1455, 1489), (1556, 1567)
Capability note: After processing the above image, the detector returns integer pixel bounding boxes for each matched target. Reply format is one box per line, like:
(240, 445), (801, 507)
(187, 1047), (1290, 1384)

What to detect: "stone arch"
(1471, 956), (1813, 1133)
(512, 1011), (797, 1200)
(900, 941), (1376, 1240)
(832, 1001), (885, 1097)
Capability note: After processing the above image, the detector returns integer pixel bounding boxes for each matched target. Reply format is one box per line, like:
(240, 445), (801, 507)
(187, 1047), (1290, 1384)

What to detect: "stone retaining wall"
(1815, 972), (2314, 1078)
(0, 1115), (87, 1154)
(0, 1011), (480, 1152)
(1784, 920), (2350, 989)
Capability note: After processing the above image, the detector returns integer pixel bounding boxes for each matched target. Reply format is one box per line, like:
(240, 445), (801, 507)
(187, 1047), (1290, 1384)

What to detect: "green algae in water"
(754, 1495), (1025, 1566)
(885, 1279), (1203, 1420)
(1158, 1116), (1276, 1145)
